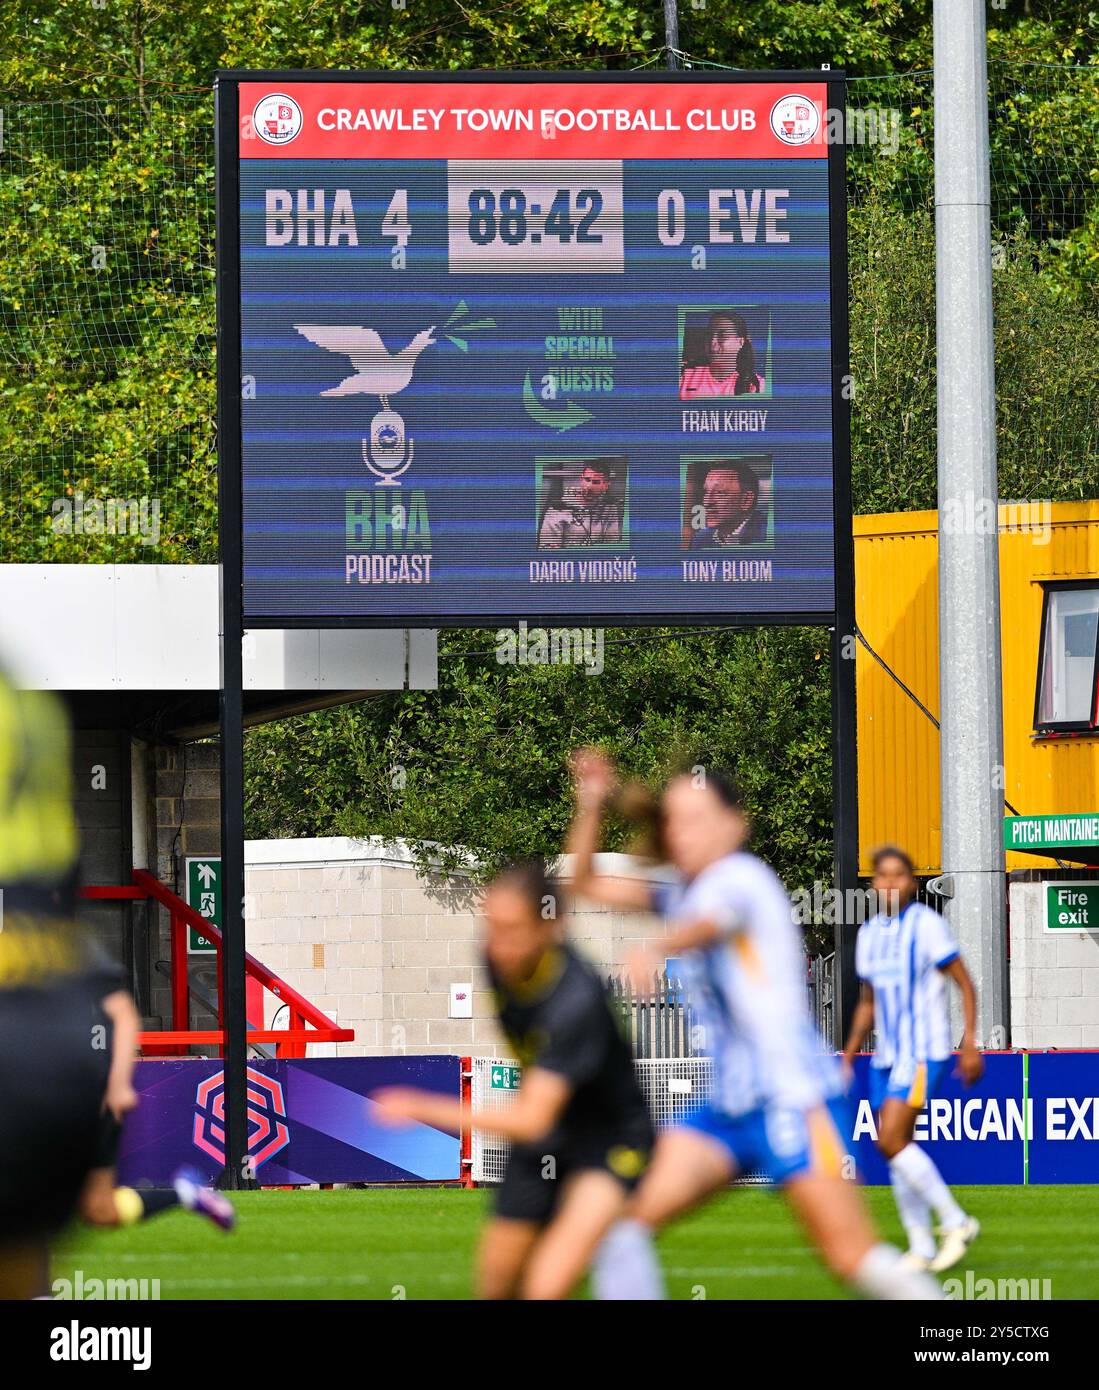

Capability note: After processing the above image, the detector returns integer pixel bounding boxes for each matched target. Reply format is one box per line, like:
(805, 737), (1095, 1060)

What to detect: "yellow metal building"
(855, 501), (1099, 875)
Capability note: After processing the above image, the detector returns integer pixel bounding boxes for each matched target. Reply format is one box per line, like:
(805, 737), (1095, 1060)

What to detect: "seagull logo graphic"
(294, 323), (437, 410)
(294, 307), (494, 487)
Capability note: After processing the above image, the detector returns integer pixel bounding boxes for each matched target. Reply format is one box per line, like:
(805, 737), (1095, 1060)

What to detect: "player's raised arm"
(625, 914), (726, 992)
(564, 747), (653, 912)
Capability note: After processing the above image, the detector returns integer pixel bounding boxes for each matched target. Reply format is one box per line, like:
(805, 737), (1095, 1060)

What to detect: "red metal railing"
(80, 871), (354, 1058)
(459, 1056), (475, 1188)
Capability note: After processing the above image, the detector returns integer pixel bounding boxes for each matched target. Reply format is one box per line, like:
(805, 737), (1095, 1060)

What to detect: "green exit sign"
(1045, 882), (1099, 933)
(490, 1065), (521, 1091)
(185, 857), (221, 954)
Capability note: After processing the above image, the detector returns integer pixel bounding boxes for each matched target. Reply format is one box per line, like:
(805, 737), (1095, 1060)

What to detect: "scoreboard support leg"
(215, 75), (252, 1191)
(217, 595), (250, 1190)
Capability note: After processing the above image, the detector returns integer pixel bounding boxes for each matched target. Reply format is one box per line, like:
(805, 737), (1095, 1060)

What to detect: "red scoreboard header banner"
(239, 81), (829, 161)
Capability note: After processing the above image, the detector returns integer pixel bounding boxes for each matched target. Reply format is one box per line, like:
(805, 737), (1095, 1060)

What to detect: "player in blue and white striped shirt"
(842, 845), (983, 1273)
(567, 752), (942, 1301)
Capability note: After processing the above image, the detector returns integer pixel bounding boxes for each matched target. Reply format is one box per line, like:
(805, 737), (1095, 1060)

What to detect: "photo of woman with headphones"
(679, 309), (768, 400)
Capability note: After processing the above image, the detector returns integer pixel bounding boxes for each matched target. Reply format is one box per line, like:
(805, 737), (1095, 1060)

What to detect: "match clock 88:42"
(447, 161), (625, 273)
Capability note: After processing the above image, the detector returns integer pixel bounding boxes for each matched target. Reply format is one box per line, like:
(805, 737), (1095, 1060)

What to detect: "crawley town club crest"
(253, 94), (304, 146)
(770, 95), (820, 147)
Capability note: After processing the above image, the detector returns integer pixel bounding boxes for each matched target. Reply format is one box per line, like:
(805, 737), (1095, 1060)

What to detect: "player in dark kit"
(0, 676), (118, 1297)
(373, 861), (653, 1300)
(0, 673), (232, 1299)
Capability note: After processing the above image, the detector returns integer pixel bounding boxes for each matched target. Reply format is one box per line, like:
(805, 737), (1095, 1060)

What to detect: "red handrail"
(131, 870), (341, 1034)
(80, 872), (355, 1058)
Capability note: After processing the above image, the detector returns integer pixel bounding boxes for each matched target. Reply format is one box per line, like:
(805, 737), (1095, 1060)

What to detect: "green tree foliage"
(2, 2), (1092, 557)
(0, 96), (217, 560)
(245, 624), (836, 928)
(849, 200), (1099, 513)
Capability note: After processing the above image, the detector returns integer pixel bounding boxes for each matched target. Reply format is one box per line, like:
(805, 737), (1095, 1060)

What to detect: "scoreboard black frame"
(215, 69), (853, 635)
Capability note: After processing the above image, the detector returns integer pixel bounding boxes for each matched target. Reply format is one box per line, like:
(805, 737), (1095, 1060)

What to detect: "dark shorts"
(494, 1130), (652, 1225)
(0, 983), (111, 1243)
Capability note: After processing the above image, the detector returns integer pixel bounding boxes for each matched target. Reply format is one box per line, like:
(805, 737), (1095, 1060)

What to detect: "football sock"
(591, 1220), (666, 1300)
(888, 1161), (937, 1259)
(890, 1142), (967, 1230)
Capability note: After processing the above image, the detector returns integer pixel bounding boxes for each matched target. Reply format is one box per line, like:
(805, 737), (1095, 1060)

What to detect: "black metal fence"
(807, 952), (835, 1048)
(608, 952), (837, 1059)
(607, 971), (700, 1059)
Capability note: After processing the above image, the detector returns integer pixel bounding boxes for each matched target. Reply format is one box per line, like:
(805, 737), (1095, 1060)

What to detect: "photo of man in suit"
(686, 460), (770, 549)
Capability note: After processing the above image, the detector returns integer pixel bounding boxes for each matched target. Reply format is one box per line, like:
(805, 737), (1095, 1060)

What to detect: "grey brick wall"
(71, 730), (134, 999)
(1009, 881), (1099, 1047)
(68, 730), (220, 1028)
(245, 840), (667, 1059)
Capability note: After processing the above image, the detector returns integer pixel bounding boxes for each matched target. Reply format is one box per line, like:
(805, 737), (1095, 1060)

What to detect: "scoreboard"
(217, 73), (848, 627)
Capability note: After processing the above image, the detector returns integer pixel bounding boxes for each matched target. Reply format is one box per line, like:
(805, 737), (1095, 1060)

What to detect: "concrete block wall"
(245, 838), (667, 1058)
(1009, 880), (1099, 1047)
(153, 741), (221, 1027)
(67, 729), (217, 1027)
(72, 729), (130, 976)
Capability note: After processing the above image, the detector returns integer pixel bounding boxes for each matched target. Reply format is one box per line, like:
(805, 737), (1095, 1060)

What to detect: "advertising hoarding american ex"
(215, 71), (852, 629)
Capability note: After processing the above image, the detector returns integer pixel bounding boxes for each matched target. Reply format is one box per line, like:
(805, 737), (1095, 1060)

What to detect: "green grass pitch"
(51, 1185), (1098, 1300)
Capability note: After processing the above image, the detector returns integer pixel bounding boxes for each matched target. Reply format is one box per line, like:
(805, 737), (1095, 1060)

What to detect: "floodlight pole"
(933, 2), (1008, 1045)
(214, 75), (252, 1189)
(663, 0), (680, 69)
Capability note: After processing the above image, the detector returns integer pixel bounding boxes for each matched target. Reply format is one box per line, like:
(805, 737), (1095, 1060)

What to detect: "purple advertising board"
(118, 1056), (461, 1186)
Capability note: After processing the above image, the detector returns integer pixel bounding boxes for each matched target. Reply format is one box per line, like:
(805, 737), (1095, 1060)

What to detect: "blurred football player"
(0, 674), (118, 1297)
(566, 749), (942, 1301)
(0, 670), (231, 1300)
(373, 860), (653, 1300)
(77, 995), (236, 1237)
